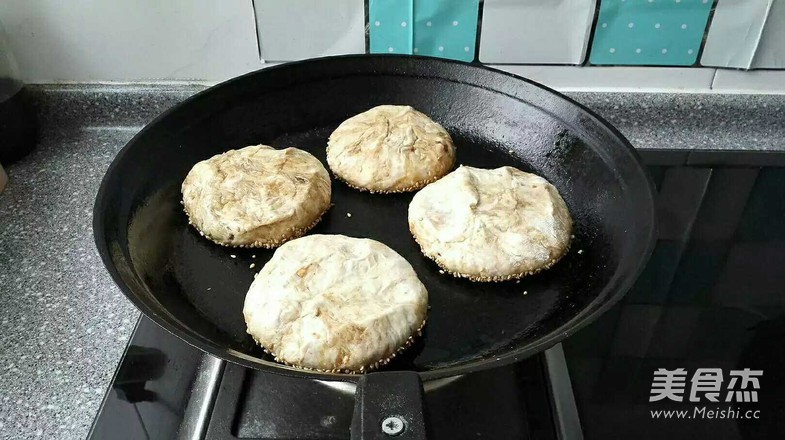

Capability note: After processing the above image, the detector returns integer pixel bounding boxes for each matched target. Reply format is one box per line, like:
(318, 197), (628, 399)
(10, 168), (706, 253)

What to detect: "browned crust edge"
(248, 318), (428, 374)
(409, 224), (572, 282)
(182, 204), (330, 249)
(325, 145), (454, 194)
(332, 172), (444, 194)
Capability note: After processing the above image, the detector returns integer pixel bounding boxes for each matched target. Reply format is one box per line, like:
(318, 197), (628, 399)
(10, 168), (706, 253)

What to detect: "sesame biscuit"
(326, 105), (455, 193)
(181, 145), (331, 248)
(408, 166), (572, 281)
(243, 235), (428, 372)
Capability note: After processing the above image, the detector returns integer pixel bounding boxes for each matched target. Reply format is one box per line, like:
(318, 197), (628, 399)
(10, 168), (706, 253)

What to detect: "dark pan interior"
(95, 56), (655, 380)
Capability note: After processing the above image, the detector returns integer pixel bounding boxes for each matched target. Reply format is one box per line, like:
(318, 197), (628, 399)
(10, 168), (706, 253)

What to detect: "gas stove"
(89, 150), (785, 439)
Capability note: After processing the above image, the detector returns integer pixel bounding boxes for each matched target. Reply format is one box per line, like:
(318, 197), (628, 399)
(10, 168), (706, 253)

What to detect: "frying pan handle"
(350, 371), (428, 440)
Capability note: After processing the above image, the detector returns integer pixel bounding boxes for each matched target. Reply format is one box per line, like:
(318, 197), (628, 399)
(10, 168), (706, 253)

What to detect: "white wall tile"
(0, 0), (261, 82)
(753, 1), (785, 68)
(702, 0), (785, 69)
(492, 66), (717, 92)
(479, 0), (596, 64)
(254, 0), (365, 61)
(701, 0), (770, 69)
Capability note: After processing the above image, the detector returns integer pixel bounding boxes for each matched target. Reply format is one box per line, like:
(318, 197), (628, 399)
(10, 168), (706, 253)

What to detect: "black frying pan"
(94, 55), (655, 439)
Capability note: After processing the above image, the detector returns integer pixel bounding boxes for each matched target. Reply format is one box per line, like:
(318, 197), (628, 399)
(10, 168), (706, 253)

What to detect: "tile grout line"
(250, 0), (263, 62)
(709, 68), (718, 90)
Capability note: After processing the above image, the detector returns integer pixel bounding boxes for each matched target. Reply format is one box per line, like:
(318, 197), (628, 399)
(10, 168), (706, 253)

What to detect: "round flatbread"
(181, 145), (331, 248)
(326, 105), (455, 193)
(408, 166), (572, 281)
(243, 234), (428, 373)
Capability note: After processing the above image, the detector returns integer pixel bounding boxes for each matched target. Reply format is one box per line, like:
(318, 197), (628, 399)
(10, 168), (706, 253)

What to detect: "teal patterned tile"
(369, 0), (479, 62)
(413, 0), (479, 62)
(369, 0), (413, 55)
(589, 0), (713, 66)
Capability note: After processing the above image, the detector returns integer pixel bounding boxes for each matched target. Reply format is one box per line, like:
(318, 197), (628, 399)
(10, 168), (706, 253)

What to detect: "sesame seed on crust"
(330, 171), (446, 194)
(410, 225), (572, 282)
(249, 318), (427, 374)
(183, 206), (329, 249)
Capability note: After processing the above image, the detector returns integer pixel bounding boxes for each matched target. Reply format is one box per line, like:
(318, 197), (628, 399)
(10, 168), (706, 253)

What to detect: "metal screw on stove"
(381, 416), (405, 436)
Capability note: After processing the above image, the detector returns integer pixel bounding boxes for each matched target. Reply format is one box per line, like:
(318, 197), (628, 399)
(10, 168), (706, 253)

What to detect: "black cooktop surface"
(89, 317), (557, 440)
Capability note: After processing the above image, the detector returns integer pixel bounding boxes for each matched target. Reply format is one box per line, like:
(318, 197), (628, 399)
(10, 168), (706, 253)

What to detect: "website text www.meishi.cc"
(651, 406), (761, 420)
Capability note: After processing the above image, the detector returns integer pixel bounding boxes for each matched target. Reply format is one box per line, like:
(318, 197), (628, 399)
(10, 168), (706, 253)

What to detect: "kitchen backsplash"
(1, 0), (784, 91)
(588, 0), (713, 66)
(369, 0), (480, 62)
(480, 0), (597, 64)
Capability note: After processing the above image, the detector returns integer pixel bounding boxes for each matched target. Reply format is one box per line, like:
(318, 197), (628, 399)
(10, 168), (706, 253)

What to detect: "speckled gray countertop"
(0, 84), (784, 440)
(0, 85), (199, 440)
(572, 92), (785, 151)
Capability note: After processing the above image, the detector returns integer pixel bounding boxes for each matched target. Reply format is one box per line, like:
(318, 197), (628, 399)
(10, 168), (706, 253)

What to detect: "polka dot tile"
(369, 0), (479, 62)
(369, 0), (413, 55)
(589, 0), (712, 66)
(413, 0), (479, 62)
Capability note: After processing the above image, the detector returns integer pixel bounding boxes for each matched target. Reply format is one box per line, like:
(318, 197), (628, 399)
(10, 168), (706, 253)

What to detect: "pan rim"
(93, 54), (657, 381)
